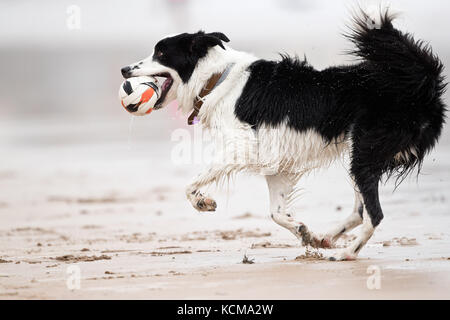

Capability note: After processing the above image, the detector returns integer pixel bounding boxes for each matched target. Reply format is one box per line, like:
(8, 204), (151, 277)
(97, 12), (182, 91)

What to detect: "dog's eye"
(156, 51), (163, 57)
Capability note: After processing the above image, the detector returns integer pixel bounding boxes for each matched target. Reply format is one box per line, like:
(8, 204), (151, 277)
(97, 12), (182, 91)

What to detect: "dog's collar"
(188, 63), (235, 125)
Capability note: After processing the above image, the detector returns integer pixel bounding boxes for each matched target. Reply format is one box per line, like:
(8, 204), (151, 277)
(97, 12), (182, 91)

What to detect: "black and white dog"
(121, 10), (446, 260)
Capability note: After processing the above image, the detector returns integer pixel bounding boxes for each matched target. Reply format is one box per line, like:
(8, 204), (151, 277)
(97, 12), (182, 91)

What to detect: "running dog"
(121, 9), (446, 260)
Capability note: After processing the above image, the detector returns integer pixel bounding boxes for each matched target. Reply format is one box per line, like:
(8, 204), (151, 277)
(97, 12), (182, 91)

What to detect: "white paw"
(326, 249), (357, 261)
(296, 225), (334, 249)
(187, 190), (217, 212)
(195, 197), (217, 212)
(313, 234), (335, 249)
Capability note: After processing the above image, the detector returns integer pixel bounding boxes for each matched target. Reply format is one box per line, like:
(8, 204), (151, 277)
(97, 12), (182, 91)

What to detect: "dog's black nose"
(121, 66), (131, 78)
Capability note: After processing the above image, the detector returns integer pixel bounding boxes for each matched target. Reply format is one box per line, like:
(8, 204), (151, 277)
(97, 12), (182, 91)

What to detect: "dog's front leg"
(266, 174), (324, 246)
(186, 168), (218, 212)
(186, 163), (243, 212)
(266, 174), (337, 248)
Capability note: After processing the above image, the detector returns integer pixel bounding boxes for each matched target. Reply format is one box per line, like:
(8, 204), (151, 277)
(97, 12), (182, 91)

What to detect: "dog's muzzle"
(121, 66), (132, 78)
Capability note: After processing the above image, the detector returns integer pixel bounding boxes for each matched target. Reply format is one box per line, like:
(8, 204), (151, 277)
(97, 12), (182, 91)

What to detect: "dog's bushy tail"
(348, 9), (446, 105)
(347, 9), (447, 185)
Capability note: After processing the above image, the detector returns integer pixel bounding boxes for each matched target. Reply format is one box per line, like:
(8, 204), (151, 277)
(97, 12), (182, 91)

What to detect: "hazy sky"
(1, 0), (448, 49)
(0, 0), (449, 136)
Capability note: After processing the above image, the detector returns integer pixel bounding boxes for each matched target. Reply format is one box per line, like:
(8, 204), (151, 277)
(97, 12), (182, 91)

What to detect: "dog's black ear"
(191, 31), (229, 52)
(207, 32), (230, 43)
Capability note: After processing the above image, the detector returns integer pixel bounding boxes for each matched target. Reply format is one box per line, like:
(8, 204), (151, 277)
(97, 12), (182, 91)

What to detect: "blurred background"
(0, 0), (449, 222)
(1, 0), (449, 126)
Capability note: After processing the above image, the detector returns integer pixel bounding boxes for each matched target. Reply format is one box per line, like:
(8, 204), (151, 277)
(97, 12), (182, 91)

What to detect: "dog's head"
(121, 31), (229, 110)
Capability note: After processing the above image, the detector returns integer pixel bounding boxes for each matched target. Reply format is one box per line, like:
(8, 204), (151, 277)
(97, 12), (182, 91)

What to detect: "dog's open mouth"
(154, 73), (173, 109)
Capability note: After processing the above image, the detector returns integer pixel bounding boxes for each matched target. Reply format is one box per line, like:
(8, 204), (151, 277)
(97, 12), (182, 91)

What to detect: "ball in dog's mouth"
(153, 73), (173, 109)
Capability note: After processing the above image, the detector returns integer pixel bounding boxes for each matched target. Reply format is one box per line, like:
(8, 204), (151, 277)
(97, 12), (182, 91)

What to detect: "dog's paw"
(326, 249), (357, 261)
(195, 196), (217, 212)
(296, 225), (334, 249)
(313, 235), (335, 249)
(187, 189), (217, 212)
(296, 223), (312, 246)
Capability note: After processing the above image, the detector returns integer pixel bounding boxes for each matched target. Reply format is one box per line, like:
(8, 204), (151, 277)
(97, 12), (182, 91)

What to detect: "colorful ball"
(118, 76), (160, 116)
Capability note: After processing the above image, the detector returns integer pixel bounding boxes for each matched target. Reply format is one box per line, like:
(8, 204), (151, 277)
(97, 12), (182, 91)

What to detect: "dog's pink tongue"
(162, 78), (171, 90)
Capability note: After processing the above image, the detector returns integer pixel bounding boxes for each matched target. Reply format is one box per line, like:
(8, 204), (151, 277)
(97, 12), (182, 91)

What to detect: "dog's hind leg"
(315, 181), (364, 248)
(327, 140), (385, 260)
(266, 174), (322, 246)
(326, 197), (378, 261)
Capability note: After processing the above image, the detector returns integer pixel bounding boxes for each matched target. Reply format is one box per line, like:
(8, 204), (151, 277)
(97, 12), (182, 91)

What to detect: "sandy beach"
(0, 117), (449, 299)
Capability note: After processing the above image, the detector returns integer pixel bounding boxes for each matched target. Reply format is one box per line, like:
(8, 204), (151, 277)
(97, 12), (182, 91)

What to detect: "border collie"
(121, 9), (446, 260)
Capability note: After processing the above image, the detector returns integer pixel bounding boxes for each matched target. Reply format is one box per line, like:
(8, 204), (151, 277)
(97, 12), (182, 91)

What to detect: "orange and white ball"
(119, 76), (160, 116)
